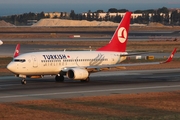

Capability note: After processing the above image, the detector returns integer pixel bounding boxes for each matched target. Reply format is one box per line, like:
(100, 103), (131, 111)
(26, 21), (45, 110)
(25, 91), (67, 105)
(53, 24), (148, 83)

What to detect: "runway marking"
(0, 85), (180, 99)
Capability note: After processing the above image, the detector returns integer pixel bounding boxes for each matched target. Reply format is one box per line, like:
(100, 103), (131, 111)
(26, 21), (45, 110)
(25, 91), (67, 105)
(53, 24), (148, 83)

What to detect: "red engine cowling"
(67, 68), (89, 80)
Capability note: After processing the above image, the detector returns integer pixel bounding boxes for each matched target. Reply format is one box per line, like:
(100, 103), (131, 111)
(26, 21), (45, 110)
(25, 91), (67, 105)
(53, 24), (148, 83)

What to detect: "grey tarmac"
(0, 68), (180, 102)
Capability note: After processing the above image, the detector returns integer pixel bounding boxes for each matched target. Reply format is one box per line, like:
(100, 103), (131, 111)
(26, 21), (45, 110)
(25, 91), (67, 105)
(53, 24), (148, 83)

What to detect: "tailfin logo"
(117, 27), (127, 43)
(16, 50), (19, 54)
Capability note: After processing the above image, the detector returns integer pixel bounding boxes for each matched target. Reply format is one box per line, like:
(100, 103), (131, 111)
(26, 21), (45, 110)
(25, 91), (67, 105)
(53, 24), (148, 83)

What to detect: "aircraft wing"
(121, 51), (155, 57)
(86, 48), (177, 72)
(61, 48), (176, 73)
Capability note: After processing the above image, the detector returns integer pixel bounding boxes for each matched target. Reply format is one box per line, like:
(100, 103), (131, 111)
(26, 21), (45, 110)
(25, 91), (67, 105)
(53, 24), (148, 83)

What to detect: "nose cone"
(7, 62), (16, 73)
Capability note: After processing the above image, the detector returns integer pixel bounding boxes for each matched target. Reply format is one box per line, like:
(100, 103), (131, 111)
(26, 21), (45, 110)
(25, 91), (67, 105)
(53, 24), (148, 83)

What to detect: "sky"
(0, 0), (180, 16)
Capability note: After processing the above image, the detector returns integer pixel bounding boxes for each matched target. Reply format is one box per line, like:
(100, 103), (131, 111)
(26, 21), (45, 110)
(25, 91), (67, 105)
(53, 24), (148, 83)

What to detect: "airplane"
(0, 40), (3, 45)
(7, 12), (176, 85)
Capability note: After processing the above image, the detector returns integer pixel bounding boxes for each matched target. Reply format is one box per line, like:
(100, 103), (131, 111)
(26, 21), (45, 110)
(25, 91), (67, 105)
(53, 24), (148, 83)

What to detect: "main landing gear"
(80, 77), (90, 82)
(55, 75), (64, 82)
(21, 79), (27, 85)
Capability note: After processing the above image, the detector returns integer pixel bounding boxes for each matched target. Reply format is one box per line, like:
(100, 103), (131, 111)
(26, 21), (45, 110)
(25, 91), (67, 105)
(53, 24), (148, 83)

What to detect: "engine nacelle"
(67, 68), (89, 80)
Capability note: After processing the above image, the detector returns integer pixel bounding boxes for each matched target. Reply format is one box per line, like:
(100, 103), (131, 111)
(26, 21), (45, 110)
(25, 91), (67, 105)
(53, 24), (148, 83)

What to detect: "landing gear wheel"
(55, 75), (64, 82)
(21, 79), (26, 85)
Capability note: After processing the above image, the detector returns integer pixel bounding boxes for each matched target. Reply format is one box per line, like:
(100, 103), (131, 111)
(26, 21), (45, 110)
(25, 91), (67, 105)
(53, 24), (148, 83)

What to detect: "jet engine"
(67, 68), (89, 80)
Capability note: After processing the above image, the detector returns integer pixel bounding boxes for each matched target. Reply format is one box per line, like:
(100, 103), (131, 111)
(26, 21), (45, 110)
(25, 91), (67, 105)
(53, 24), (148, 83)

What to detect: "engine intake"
(67, 68), (89, 80)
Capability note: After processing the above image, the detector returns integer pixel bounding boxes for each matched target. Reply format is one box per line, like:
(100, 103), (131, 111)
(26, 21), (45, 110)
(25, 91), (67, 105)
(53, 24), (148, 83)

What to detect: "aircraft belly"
(18, 71), (59, 76)
(18, 66), (59, 75)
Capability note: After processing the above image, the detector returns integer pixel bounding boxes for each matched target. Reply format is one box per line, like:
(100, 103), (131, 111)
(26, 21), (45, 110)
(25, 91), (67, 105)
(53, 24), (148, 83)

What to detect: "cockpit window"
(14, 59), (26, 62)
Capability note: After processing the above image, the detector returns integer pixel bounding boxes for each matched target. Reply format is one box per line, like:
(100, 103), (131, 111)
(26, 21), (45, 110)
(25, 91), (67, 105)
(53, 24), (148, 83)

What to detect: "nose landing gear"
(21, 79), (27, 85)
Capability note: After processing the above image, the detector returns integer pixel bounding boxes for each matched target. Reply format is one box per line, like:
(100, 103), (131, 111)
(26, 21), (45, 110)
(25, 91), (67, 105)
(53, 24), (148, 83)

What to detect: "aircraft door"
(111, 54), (115, 64)
(32, 55), (38, 68)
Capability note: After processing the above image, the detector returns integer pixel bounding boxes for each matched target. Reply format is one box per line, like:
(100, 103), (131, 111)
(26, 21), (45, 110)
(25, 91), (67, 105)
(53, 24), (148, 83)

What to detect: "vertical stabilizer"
(14, 44), (20, 58)
(97, 12), (132, 52)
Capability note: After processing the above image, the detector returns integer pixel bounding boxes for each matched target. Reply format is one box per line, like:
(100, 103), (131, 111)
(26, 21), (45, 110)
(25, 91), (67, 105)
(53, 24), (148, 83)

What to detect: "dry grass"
(0, 91), (179, 120)
(0, 26), (180, 39)
(0, 26), (180, 32)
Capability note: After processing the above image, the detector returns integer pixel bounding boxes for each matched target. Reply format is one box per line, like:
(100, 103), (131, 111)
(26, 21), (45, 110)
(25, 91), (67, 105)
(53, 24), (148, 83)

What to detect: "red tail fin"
(97, 12), (132, 52)
(13, 44), (20, 58)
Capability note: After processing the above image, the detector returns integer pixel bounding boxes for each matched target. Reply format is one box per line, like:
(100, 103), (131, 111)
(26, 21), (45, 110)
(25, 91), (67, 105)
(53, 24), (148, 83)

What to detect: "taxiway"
(0, 69), (180, 102)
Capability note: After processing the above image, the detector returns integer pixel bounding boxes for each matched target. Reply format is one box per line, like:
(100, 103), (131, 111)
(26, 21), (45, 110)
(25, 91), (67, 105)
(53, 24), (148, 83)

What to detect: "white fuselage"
(7, 51), (127, 76)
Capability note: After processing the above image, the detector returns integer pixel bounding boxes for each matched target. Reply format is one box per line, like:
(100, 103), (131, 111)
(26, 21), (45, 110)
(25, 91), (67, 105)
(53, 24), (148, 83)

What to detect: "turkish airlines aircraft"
(7, 12), (176, 84)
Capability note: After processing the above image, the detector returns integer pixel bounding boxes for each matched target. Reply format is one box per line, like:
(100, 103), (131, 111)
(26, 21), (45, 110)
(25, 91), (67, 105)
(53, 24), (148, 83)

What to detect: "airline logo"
(16, 50), (19, 54)
(117, 27), (127, 43)
(42, 54), (70, 60)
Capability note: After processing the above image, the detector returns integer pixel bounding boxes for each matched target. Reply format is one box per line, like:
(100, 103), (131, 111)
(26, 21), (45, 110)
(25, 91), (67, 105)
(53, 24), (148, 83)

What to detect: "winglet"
(161, 48), (177, 64)
(13, 44), (20, 58)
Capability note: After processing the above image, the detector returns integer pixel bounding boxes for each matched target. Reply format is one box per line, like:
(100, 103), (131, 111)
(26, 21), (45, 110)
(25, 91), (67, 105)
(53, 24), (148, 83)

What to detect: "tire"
(55, 75), (64, 82)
